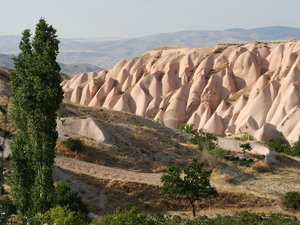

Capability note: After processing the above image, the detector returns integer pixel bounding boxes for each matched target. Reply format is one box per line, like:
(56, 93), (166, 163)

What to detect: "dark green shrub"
(185, 211), (298, 225)
(43, 205), (87, 225)
(180, 124), (217, 151)
(54, 183), (88, 220)
(283, 191), (300, 210)
(195, 130), (217, 151)
(209, 147), (227, 158)
(224, 154), (253, 167)
(290, 141), (300, 156)
(61, 138), (83, 151)
(265, 213), (298, 225)
(93, 207), (156, 225)
(180, 124), (198, 135)
(268, 133), (290, 153)
(240, 143), (252, 157)
(268, 134), (300, 157)
(231, 211), (262, 224)
(92, 209), (299, 225)
(0, 197), (17, 224)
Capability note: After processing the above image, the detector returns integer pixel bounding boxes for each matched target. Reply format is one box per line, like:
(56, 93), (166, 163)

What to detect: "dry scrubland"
(52, 101), (300, 218)
(1, 39), (300, 220)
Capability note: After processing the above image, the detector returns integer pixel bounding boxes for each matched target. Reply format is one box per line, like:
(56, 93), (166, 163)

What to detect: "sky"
(1, 0), (300, 38)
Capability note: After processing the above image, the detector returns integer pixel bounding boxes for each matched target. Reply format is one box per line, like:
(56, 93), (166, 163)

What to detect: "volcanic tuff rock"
(62, 40), (300, 144)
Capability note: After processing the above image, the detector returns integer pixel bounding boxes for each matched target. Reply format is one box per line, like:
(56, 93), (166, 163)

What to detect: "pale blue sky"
(1, 0), (300, 38)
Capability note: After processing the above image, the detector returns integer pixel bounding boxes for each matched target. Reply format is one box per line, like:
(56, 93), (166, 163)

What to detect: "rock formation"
(62, 41), (300, 144)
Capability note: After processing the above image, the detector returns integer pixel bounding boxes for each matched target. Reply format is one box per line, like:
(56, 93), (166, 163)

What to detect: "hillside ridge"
(2, 26), (300, 68)
(62, 40), (300, 144)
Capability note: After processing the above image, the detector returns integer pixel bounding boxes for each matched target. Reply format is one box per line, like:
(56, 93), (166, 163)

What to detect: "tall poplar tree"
(9, 19), (63, 215)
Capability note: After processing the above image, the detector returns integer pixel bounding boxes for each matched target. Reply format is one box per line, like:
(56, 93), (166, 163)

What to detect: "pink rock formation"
(62, 41), (300, 144)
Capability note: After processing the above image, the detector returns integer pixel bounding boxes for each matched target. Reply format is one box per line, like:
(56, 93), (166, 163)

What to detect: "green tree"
(9, 18), (63, 215)
(9, 29), (36, 214)
(161, 159), (217, 217)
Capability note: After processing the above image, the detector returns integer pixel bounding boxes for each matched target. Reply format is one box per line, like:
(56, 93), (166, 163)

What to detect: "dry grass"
(211, 154), (300, 202)
(212, 45), (228, 54)
(62, 168), (278, 216)
(227, 84), (253, 102)
(0, 66), (12, 85)
(293, 81), (300, 89)
(252, 161), (271, 173)
(57, 101), (200, 172)
(0, 98), (198, 172)
(0, 96), (15, 136)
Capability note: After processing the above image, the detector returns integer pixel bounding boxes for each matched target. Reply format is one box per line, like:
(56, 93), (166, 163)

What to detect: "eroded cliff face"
(62, 41), (300, 144)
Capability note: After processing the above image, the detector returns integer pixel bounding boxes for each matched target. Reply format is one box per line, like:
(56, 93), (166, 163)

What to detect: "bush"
(180, 124), (198, 135)
(283, 192), (300, 210)
(54, 183), (88, 220)
(224, 154), (254, 167)
(209, 147), (227, 158)
(0, 197), (16, 224)
(185, 211), (298, 225)
(43, 205), (87, 225)
(268, 134), (300, 157)
(290, 141), (300, 156)
(61, 138), (83, 151)
(180, 124), (217, 151)
(93, 209), (299, 225)
(235, 133), (254, 141)
(268, 133), (290, 153)
(93, 207), (156, 225)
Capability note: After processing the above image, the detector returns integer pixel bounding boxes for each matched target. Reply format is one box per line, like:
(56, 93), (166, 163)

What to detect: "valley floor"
(54, 153), (300, 219)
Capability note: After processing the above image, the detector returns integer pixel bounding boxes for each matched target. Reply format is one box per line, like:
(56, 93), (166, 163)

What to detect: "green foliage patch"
(0, 197), (17, 224)
(54, 183), (88, 220)
(93, 208), (300, 225)
(268, 133), (291, 153)
(268, 133), (300, 157)
(61, 138), (84, 152)
(180, 124), (217, 151)
(283, 192), (300, 210)
(235, 133), (254, 141)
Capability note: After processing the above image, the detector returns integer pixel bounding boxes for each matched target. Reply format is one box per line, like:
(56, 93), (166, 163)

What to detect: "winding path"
(55, 156), (163, 186)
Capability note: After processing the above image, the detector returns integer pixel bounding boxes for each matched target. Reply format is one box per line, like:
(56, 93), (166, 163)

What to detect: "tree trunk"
(188, 197), (196, 217)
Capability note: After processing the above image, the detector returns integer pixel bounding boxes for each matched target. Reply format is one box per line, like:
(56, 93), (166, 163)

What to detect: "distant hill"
(58, 62), (102, 75)
(0, 54), (14, 68)
(1, 26), (300, 68)
(0, 54), (102, 75)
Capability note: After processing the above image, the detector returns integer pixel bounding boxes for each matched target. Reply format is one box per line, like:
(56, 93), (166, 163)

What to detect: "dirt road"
(55, 156), (163, 186)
